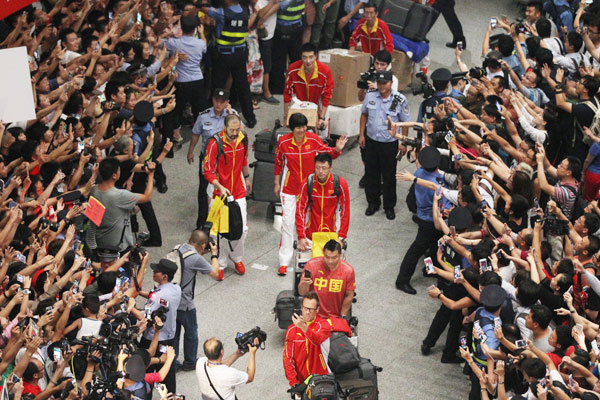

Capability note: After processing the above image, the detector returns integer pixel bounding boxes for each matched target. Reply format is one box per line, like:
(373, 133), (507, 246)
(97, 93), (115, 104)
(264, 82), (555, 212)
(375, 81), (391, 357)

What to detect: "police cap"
(480, 284), (505, 308)
(213, 89), (230, 100)
(375, 71), (393, 82)
(133, 101), (154, 124)
(150, 258), (178, 274)
(417, 146), (441, 170)
(431, 68), (452, 82)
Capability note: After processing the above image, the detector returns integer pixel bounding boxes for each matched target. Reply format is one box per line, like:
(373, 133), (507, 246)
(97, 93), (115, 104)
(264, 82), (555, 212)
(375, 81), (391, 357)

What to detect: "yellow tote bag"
(219, 205), (230, 235)
(311, 232), (339, 258)
(207, 196), (225, 225)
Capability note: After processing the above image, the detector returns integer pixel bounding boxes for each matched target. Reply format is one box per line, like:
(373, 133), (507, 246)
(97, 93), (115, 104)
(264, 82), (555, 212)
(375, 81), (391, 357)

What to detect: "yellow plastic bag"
(207, 196), (225, 225)
(311, 232), (339, 258)
(219, 205), (230, 235)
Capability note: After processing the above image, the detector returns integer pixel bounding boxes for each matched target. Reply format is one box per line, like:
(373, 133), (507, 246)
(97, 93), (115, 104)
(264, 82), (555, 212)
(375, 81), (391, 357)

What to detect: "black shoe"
(144, 238), (162, 247)
(246, 118), (257, 129)
(396, 283), (417, 295)
(385, 208), (395, 220)
(421, 344), (432, 356)
(446, 39), (466, 49)
(365, 204), (380, 216)
(359, 176), (366, 189)
(156, 181), (168, 194)
(181, 364), (196, 371)
(441, 354), (464, 364)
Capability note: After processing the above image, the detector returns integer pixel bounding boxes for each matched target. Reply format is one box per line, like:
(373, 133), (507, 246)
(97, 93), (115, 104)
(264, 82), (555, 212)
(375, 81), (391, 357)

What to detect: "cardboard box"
(287, 101), (318, 127)
(391, 50), (414, 91)
(328, 104), (362, 137)
(318, 49), (371, 108)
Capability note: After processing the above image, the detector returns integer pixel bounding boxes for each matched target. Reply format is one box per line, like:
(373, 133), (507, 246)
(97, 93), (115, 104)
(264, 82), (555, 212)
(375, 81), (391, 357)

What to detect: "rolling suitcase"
(249, 161), (280, 203)
(337, 379), (378, 400)
(334, 357), (381, 388)
(253, 120), (290, 163)
(378, 0), (438, 42)
(274, 290), (302, 329)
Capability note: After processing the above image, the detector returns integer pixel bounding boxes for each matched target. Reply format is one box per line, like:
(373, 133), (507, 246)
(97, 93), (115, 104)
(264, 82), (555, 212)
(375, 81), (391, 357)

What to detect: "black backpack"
(306, 173), (341, 204)
(221, 197), (243, 241)
(543, 0), (576, 32)
(328, 332), (361, 374)
(303, 374), (339, 400)
(563, 184), (587, 223)
(201, 132), (248, 172)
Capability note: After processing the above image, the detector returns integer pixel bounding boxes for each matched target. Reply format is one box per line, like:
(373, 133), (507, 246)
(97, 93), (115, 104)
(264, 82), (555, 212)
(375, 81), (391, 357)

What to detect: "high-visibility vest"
(277, 0), (305, 23)
(216, 7), (249, 47)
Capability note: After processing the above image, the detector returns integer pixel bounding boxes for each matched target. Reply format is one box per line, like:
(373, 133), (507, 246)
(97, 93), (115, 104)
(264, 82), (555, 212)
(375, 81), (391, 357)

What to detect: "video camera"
(356, 69), (376, 90)
(235, 326), (267, 353)
(541, 216), (570, 236)
(412, 71), (434, 98)
(200, 221), (216, 248)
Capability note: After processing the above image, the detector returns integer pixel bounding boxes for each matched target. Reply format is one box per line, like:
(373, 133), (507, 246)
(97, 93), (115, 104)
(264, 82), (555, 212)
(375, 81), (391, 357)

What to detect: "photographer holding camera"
(197, 336), (260, 400)
(174, 229), (221, 372)
(139, 259), (182, 393)
(417, 68), (454, 123)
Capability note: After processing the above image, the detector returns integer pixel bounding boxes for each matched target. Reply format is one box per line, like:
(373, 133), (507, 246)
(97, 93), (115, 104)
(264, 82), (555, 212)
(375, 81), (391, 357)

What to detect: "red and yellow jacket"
(283, 60), (334, 108)
(283, 316), (351, 387)
(295, 173), (350, 240)
(274, 132), (340, 196)
(348, 17), (394, 56)
(202, 129), (248, 200)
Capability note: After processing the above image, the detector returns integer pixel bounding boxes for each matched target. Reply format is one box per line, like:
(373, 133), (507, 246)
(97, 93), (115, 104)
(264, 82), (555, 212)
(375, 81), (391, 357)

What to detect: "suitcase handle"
(270, 119), (282, 151)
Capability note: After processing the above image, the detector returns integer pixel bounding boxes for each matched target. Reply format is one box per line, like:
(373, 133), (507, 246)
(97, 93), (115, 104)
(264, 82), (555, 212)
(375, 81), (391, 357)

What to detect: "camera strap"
(204, 362), (239, 400)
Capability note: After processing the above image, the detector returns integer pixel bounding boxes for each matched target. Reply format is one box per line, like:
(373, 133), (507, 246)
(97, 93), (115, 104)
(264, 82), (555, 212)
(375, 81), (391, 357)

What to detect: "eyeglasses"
(302, 306), (317, 312)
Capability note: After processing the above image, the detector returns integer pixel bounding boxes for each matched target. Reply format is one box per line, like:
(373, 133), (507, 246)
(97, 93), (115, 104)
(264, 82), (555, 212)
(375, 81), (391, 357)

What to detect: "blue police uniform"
(209, 5), (256, 127)
(417, 91), (447, 123)
(192, 107), (238, 228)
(361, 88), (410, 212)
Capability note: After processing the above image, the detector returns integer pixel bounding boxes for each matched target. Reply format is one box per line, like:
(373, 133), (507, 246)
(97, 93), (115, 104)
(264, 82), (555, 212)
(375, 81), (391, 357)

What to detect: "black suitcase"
(274, 290), (302, 329)
(254, 120), (290, 163)
(378, 0), (438, 42)
(334, 357), (381, 389)
(338, 379), (378, 400)
(249, 161), (280, 203)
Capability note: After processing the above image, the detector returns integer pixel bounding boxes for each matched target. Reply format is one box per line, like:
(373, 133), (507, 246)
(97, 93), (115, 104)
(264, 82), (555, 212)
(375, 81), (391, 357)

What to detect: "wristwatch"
(413, 177), (418, 184)
(555, 83), (563, 90)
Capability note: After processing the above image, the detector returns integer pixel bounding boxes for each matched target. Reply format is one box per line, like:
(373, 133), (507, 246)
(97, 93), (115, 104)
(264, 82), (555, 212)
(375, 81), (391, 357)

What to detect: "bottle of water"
(419, 55), (431, 75)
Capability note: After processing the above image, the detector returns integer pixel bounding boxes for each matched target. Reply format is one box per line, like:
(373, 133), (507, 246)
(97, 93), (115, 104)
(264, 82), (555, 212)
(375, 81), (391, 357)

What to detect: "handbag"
(204, 361), (239, 400)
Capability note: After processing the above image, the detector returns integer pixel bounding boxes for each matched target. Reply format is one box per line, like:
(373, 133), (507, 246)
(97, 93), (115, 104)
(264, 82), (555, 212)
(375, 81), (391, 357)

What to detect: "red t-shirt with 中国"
(304, 257), (356, 319)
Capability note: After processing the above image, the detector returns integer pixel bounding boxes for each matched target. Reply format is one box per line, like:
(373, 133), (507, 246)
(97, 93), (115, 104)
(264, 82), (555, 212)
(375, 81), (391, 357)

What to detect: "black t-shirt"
(572, 97), (599, 143)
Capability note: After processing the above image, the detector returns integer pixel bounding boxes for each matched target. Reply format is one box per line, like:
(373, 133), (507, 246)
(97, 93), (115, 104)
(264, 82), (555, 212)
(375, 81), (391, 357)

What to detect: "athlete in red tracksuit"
(203, 115), (250, 279)
(274, 114), (346, 275)
(283, 293), (352, 392)
(348, 3), (393, 56)
(295, 153), (350, 252)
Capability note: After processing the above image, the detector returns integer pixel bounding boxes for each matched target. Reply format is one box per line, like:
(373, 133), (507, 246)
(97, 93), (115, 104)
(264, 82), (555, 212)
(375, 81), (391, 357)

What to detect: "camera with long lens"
(541, 216), (570, 236)
(200, 221), (216, 247)
(357, 69), (376, 90)
(469, 67), (486, 80)
(40, 218), (60, 232)
(401, 136), (423, 149)
(235, 326), (267, 353)
(412, 71), (434, 98)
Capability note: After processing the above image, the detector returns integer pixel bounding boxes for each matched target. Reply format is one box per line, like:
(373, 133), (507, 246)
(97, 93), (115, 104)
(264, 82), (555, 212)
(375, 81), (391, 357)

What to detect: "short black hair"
(584, 213), (600, 234)
(181, 16), (199, 34)
(535, 17), (552, 38)
(83, 294), (100, 314)
(582, 76), (600, 98)
(516, 279), (539, 307)
(529, 304), (552, 329)
(521, 357), (546, 379)
(300, 43), (317, 55)
(565, 156), (582, 181)
(374, 50), (392, 65)
(363, 1), (378, 11)
(105, 80), (123, 102)
(303, 291), (320, 307)
(567, 31), (583, 52)
(314, 152), (333, 166)
(323, 239), (342, 254)
(497, 35), (515, 57)
(289, 113), (308, 130)
(527, 0), (543, 13)
(99, 157), (120, 181)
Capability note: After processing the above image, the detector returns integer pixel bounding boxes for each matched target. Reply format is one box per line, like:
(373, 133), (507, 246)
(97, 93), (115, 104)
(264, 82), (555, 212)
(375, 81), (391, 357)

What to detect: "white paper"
(318, 52), (331, 63)
(250, 263), (269, 271)
(0, 47), (36, 124)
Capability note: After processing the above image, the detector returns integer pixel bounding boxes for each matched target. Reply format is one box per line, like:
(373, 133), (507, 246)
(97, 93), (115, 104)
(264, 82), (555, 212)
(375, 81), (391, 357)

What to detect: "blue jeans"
(174, 308), (199, 368)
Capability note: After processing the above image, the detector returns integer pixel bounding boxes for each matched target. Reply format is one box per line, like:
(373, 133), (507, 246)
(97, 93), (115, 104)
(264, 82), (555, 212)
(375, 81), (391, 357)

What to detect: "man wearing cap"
(417, 68), (453, 123)
(467, 284), (505, 400)
(203, 114), (250, 276)
(395, 146), (445, 294)
(189, 89), (239, 229)
(450, 72), (468, 99)
(359, 70), (410, 220)
(274, 113), (347, 276)
(139, 258), (182, 393)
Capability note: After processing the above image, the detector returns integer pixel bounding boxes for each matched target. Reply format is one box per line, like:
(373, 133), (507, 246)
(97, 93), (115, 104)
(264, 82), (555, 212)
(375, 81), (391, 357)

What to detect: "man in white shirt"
(196, 337), (259, 400)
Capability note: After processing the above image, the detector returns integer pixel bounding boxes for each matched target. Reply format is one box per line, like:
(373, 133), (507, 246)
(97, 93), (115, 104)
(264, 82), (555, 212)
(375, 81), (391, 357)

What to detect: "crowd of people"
(11, 0), (600, 398)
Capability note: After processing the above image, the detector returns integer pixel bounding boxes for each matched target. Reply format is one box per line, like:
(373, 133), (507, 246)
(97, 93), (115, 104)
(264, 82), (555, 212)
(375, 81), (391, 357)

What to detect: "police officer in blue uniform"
(417, 68), (453, 123)
(205, 0), (257, 128)
(270, 0), (305, 94)
(359, 70), (410, 221)
(450, 72), (468, 99)
(188, 89), (239, 229)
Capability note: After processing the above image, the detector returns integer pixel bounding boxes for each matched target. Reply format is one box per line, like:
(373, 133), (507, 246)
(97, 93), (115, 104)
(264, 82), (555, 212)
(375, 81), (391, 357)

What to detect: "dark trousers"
(395, 217), (441, 285)
(422, 301), (462, 357)
(174, 79), (206, 127)
(468, 369), (482, 400)
(139, 337), (176, 393)
(431, 0), (464, 43)
(132, 174), (162, 244)
(364, 135), (398, 209)
(213, 47), (255, 123)
(270, 26), (303, 95)
(197, 165), (209, 229)
(174, 308), (199, 368)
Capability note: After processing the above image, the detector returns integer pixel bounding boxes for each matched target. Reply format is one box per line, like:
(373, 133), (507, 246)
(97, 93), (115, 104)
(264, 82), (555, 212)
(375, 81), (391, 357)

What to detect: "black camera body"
(469, 67), (486, 80)
(149, 305), (169, 328)
(40, 218), (60, 232)
(401, 136), (423, 148)
(357, 70), (376, 90)
(412, 71), (434, 98)
(200, 222), (216, 247)
(541, 216), (570, 236)
(235, 326), (267, 353)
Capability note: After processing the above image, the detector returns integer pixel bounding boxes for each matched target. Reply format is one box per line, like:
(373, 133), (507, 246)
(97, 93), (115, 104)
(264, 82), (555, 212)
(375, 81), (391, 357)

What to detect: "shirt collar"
(291, 134), (307, 146)
(299, 62), (319, 82)
(222, 129), (243, 146)
(361, 18), (378, 34)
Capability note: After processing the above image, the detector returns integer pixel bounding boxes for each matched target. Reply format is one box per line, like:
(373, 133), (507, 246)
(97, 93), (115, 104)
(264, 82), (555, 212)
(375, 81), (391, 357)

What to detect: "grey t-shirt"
(89, 186), (139, 251)
(178, 243), (213, 311)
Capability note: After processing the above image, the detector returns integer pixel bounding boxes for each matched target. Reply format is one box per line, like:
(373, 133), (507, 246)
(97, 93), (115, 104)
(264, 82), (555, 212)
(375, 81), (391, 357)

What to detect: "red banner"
(0, 0), (38, 21)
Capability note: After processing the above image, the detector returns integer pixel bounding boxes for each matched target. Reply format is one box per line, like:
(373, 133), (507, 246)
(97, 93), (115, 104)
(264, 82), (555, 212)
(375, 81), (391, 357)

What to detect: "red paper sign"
(84, 196), (106, 227)
(0, 0), (38, 20)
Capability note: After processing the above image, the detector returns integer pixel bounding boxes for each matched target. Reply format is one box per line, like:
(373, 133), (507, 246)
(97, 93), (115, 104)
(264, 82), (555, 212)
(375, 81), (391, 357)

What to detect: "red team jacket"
(349, 17), (394, 56)
(283, 60), (334, 108)
(295, 173), (350, 240)
(274, 132), (341, 196)
(202, 129), (248, 200)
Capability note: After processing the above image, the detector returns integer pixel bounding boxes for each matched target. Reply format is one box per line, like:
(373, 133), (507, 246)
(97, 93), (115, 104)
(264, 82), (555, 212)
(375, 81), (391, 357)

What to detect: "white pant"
(279, 193), (297, 267)
(211, 197), (248, 268)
